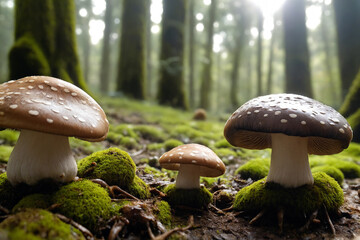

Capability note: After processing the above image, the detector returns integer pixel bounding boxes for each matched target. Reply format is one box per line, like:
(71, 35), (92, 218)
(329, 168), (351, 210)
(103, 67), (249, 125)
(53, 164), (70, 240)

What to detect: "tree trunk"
(199, 0), (216, 109)
(340, 69), (360, 118)
(80, 1), (93, 83)
(157, 0), (187, 109)
(256, 9), (263, 96)
(333, 0), (360, 100)
(100, 0), (114, 94)
(282, 0), (312, 97)
(146, 0), (152, 99)
(188, 0), (196, 109)
(266, 16), (278, 94)
(116, 0), (147, 99)
(8, 0), (86, 90)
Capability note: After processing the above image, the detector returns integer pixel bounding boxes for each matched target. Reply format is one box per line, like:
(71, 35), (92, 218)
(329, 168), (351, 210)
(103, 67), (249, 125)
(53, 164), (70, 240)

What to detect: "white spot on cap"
(51, 87), (58, 91)
(192, 160), (197, 163)
(254, 110), (260, 113)
(78, 117), (85, 123)
(0, 111), (4, 116)
(264, 114), (268, 117)
(71, 92), (78, 97)
(64, 89), (70, 93)
(9, 104), (18, 109)
(320, 121), (325, 125)
(301, 121), (307, 125)
(280, 119), (288, 123)
(275, 111), (281, 115)
(247, 111), (251, 115)
(47, 118), (54, 123)
(339, 128), (345, 134)
(27, 86), (34, 89)
(63, 116), (69, 120)
(38, 85), (44, 89)
(51, 108), (60, 113)
(289, 114), (297, 118)
(28, 110), (39, 116)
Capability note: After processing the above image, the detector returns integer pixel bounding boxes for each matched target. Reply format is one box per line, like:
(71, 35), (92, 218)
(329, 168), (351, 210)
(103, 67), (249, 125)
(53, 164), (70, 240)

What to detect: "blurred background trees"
(1, 0), (359, 117)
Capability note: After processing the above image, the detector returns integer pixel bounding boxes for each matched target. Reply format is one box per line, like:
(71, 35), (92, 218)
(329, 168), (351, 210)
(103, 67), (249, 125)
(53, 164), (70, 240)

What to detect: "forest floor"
(0, 97), (360, 239)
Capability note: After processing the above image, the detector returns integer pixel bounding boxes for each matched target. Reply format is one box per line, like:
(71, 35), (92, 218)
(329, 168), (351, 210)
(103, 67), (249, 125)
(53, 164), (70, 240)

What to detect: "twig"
(277, 207), (284, 234)
(108, 185), (140, 201)
(299, 209), (318, 232)
(0, 205), (10, 215)
(208, 203), (225, 215)
(323, 204), (336, 235)
(249, 209), (266, 225)
(147, 215), (194, 240)
(107, 217), (129, 240)
(55, 213), (94, 240)
(90, 178), (109, 188)
(150, 187), (166, 198)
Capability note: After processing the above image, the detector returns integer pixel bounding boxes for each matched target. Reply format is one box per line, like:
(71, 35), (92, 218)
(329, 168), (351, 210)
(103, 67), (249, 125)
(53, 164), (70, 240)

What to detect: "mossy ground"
(235, 158), (270, 180)
(233, 172), (344, 216)
(0, 208), (85, 240)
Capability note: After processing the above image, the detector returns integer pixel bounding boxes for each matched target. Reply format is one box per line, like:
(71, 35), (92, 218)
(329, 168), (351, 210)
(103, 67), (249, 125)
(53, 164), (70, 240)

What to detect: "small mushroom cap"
(0, 76), (109, 141)
(159, 143), (226, 177)
(224, 94), (353, 155)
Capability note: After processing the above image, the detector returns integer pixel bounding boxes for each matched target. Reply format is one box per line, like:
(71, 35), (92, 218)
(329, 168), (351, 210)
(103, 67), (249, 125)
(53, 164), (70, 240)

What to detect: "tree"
(266, 15), (279, 94)
(116, 0), (147, 99)
(199, 0), (217, 109)
(188, 0), (196, 108)
(157, 0), (187, 109)
(8, 0), (86, 90)
(282, 0), (312, 97)
(0, 2), (14, 82)
(256, 8), (263, 96)
(333, 0), (360, 100)
(100, 0), (114, 94)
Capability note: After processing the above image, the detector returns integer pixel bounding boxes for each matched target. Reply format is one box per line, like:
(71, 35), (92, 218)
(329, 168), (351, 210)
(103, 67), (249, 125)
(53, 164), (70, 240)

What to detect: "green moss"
(0, 129), (19, 146)
(143, 166), (166, 178)
(133, 125), (166, 142)
(163, 139), (183, 151)
(147, 143), (164, 151)
(77, 148), (136, 187)
(212, 148), (237, 159)
(311, 165), (344, 185)
(0, 145), (13, 163)
(0, 173), (22, 209)
(126, 175), (151, 199)
(233, 172), (344, 216)
(52, 179), (116, 231)
(163, 184), (212, 209)
(154, 200), (172, 227)
(310, 156), (360, 178)
(347, 109), (360, 142)
(339, 142), (360, 161)
(169, 125), (202, 140)
(119, 136), (139, 149)
(69, 138), (103, 155)
(106, 132), (123, 144)
(12, 194), (52, 212)
(214, 139), (232, 148)
(201, 177), (227, 188)
(235, 158), (270, 180)
(0, 208), (84, 240)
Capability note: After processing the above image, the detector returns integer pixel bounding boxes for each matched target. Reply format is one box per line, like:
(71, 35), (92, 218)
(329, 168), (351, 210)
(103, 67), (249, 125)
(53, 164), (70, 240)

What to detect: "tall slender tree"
(8, 0), (86, 89)
(256, 8), (263, 96)
(333, 0), (360, 100)
(199, 0), (217, 109)
(116, 0), (147, 99)
(157, 0), (187, 109)
(282, 0), (312, 97)
(188, 0), (196, 108)
(100, 0), (114, 94)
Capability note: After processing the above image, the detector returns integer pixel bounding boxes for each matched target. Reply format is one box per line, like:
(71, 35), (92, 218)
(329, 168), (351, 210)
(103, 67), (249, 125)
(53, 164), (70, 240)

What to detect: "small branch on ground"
(56, 213), (94, 240)
(323, 204), (336, 235)
(107, 216), (129, 240)
(147, 215), (194, 240)
(249, 209), (266, 225)
(0, 205), (9, 215)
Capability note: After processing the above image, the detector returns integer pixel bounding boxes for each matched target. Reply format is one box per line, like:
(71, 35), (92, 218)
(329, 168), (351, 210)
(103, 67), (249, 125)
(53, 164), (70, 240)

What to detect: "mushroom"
(159, 143), (225, 189)
(224, 93), (353, 188)
(0, 76), (109, 185)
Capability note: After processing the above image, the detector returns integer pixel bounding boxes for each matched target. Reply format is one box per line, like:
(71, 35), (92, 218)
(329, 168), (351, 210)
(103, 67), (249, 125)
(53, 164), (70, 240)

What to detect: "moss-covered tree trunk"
(282, 0), (312, 97)
(333, 0), (360, 100)
(199, 0), (216, 109)
(116, 0), (147, 99)
(8, 0), (86, 90)
(157, 0), (187, 109)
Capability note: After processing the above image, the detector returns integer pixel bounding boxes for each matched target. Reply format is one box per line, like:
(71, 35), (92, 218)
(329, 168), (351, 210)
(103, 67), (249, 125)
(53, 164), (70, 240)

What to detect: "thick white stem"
(175, 164), (200, 189)
(6, 130), (77, 186)
(267, 133), (314, 188)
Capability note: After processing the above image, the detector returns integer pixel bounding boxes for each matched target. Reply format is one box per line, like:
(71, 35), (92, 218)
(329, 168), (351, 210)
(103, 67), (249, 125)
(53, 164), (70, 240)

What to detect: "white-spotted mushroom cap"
(159, 143), (226, 177)
(224, 93), (353, 155)
(0, 76), (109, 141)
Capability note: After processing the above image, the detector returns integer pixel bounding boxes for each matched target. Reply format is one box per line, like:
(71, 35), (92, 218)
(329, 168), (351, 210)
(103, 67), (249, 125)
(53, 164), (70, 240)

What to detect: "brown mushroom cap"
(224, 94), (353, 155)
(159, 143), (226, 177)
(0, 76), (109, 141)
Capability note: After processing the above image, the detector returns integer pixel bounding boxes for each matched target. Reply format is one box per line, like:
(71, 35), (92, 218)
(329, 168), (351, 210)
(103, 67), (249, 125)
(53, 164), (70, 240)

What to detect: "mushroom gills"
(6, 129), (77, 185)
(267, 133), (314, 188)
(175, 164), (201, 189)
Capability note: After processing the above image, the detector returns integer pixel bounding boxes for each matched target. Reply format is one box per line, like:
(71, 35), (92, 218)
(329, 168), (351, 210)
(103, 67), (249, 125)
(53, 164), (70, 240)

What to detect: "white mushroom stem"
(267, 133), (314, 188)
(175, 164), (201, 189)
(6, 129), (77, 186)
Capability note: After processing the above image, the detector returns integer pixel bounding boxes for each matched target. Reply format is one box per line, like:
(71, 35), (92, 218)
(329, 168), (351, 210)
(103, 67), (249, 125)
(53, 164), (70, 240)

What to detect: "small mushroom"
(159, 143), (225, 189)
(0, 76), (109, 185)
(224, 93), (353, 188)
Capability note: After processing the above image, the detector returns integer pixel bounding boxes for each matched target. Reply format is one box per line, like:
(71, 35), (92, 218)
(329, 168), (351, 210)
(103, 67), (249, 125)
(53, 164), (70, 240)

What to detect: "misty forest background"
(0, 0), (360, 140)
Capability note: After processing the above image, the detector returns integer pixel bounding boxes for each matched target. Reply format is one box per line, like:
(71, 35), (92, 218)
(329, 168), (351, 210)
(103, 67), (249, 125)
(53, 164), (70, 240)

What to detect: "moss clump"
(0, 129), (19, 146)
(310, 156), (360, 179)
(0, 208), (84, 240)
(0, 145), (13, 163)
(0, 173), (22, 209)
(12, 194), (52, 212)
(52, 179), (117, 231)
(69, 138), (103, 155)
(163, 139), (183, 151)
(154, 200), (172, 227)
(235, 158), (270, 181)
(77, 148), (136, 187)
(133, 125), (165, 142)
(126, 176), (151, 199)
(112, 124), (139, 139)
(119, 136), (139, 149)
(163, 184), (212, 209)
(214, 139), (232, 148)
(311, 165), (344, 185)
(233, 172), (343, 216)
